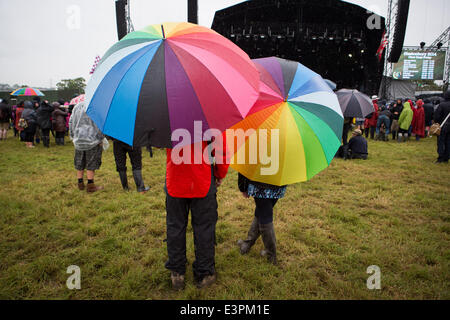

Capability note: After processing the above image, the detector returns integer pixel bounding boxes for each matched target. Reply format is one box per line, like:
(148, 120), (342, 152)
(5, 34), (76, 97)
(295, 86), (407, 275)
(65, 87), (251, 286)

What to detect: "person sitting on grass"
(346, 129), (368, 160)
(69, 102), (104, 193)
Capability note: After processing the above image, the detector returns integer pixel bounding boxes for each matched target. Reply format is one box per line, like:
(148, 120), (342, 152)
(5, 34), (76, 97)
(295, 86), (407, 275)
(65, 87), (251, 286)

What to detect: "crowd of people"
(0, 89), (449, 291)
(360, 96), (438, 142)
(338, 89), (450, 163)
(0, 97), (72, 148)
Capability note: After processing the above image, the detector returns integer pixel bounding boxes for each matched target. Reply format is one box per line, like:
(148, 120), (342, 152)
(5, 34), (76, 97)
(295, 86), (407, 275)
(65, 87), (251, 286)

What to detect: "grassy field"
(0, 133), (449, 300)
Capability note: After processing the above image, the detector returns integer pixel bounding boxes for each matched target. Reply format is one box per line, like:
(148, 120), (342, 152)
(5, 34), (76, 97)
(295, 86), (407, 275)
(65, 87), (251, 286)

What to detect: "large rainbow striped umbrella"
(86, 22), (260, 148)
(11, 87), (44, 96)
(226, 57), (343, 186)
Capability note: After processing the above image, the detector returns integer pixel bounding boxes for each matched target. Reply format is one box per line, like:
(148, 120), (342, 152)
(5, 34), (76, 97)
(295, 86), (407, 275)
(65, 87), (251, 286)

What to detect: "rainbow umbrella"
(70, 94), (85, 105)
(11, 87), (44, 96)
(226, 57), (343, 186)
(86, 22), (260, 148)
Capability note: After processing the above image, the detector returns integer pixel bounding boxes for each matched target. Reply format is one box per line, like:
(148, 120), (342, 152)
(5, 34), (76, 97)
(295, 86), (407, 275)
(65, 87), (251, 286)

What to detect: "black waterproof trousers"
(113, 140), (142, 171)
(165, 193), (218, 280)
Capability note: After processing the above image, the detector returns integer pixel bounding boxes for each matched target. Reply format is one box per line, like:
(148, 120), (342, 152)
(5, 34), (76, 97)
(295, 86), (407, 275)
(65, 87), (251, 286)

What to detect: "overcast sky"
(0, 0), (448, 88)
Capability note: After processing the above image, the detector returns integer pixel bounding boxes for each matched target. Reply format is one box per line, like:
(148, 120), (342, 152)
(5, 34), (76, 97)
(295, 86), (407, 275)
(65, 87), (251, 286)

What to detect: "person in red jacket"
(165, 137), (229, 290)
(412, 99), (425, 141)
(366, 96), (379, 139)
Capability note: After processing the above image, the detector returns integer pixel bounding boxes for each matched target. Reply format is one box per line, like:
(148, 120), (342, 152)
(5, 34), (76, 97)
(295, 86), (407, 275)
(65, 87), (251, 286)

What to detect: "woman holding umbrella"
(21, 101), (38, 148)
(231, 57), (343, 265)
(237, 174), (285, 265)
(14, 101), (25, 140)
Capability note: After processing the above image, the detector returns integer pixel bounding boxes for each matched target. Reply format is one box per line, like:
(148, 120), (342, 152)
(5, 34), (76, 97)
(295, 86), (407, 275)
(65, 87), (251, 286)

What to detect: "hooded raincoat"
(69, 102), (104, 151)
(412, 99), (425, 137)
(398, 102), (414, 131)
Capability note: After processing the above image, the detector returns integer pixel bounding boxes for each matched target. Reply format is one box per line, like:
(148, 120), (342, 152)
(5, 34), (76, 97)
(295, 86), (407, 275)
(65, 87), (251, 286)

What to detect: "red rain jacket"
(412, 100), (425, 137)
(367, 101), (379, 127)
(166, 140), (229, 198)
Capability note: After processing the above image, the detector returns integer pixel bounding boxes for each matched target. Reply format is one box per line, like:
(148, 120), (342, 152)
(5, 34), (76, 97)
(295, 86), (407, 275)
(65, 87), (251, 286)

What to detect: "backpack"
(430, 112), (450, 136)
(18, 117), (28, 129)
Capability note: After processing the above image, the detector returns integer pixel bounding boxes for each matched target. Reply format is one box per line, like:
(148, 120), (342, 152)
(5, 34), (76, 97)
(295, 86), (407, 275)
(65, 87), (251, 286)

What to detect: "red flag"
(376, 30), (388, 61)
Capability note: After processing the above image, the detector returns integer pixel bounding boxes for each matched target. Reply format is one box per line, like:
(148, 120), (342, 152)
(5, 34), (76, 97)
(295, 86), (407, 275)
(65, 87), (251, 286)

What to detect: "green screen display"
(392, 47), (447, 80)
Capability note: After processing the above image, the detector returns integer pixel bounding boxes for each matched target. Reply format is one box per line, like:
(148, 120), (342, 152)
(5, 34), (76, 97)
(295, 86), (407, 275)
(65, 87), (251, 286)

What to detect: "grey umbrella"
(336, 89), (374, 118)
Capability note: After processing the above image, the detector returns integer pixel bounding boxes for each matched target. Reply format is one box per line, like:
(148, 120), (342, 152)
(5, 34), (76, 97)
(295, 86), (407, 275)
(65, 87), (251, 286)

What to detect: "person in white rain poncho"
(69, 102), (105, 193)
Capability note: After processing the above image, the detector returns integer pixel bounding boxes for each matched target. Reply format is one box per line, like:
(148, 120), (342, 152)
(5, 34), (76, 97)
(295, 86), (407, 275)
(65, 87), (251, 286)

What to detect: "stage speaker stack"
(115, 0), (128, 41)
(188, 0), (198, 24)
(388, 0), (410, 63)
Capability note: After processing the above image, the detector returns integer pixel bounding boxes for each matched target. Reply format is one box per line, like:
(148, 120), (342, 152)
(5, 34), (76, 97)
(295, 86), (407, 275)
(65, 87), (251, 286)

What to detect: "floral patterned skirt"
(247, 183), (287, 199)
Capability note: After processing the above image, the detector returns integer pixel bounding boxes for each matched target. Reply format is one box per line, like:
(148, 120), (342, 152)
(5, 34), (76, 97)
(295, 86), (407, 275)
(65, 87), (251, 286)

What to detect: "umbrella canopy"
(70, 94), (85, 105)
(226, 57), (343, 186)
(335, 89), (374, 118)
(11, 87), (44, 96)
(324, 79), (337, 91)
(86, 22), (260, 148)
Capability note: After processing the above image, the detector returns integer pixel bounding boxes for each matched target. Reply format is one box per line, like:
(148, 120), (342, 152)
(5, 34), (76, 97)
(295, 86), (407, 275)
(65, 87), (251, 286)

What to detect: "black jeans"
(165, 193), (218, 279)
(364, 127), (375, 139)
(254, 198), (278, 224)
(55, 131), (65, 139)
(113, 140), (142, 172)
(41, 128), (51, 137)
(349, 151), (368, 160)
(24, 123), (36, 142)
(437, 130), (450, 162)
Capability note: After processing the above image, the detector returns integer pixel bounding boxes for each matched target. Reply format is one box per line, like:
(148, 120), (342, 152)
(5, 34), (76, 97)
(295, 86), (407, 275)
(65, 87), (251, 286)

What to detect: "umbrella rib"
(95, 44), (160, 138)
(166, 41), (243, 119)
(287, 103), (331, 166)
(164, 41), (211, 132)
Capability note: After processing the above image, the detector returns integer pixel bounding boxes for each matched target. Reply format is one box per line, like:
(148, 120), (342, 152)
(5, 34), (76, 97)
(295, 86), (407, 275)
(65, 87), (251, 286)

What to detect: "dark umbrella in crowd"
(335, 89), (374, 118)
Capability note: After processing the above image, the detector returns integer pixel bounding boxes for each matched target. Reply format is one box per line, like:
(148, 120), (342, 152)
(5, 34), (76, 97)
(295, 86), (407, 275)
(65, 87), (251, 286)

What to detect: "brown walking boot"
(86, 183), (104, 193)
(195, 273), (217, 289)
(78, 182), (85, 191)
(170, 272), (185, 291)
